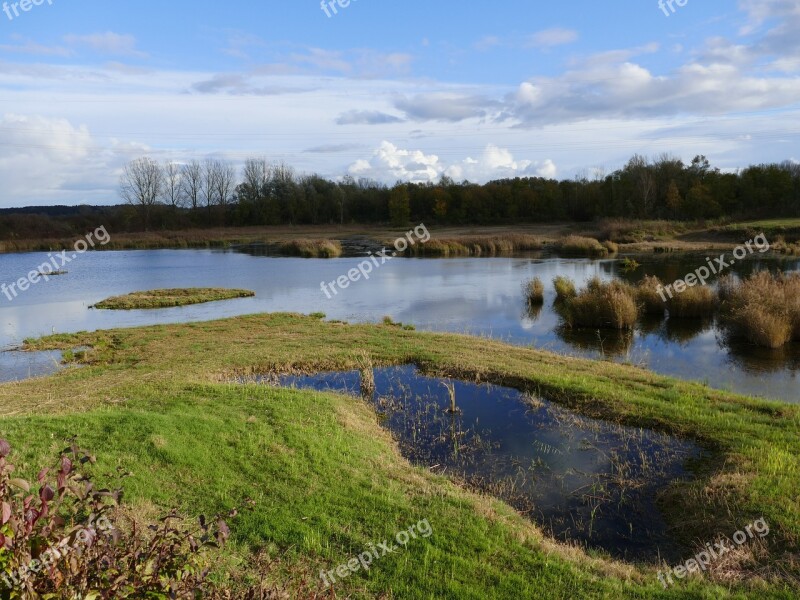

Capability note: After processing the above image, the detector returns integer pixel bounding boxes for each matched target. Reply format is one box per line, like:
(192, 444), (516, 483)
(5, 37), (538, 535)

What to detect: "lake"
(1, 248), (798, 401)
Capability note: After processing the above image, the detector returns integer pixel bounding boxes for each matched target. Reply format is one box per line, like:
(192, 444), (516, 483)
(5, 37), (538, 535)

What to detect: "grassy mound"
(92, 288), (255, 310)
(9, 314), (800, 597)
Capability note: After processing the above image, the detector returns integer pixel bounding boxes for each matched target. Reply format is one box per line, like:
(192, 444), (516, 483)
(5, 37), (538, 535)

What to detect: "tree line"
(119, 154), (800, 228)
(2, 153), (799, 240)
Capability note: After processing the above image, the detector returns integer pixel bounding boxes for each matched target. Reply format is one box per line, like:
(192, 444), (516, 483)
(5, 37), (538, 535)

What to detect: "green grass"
(6, 313), (800, 598)
(91, 288), (255, 310)
(721, 219), (800, 232)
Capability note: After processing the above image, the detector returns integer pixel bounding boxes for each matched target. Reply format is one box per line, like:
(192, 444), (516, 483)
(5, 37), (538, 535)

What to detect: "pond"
(269, 365), (702, 562)
(1, 248), (798, 401)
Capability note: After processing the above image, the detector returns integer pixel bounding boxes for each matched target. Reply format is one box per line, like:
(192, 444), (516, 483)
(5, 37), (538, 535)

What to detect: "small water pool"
(0, 350), (63, 383)
(267, 365), (703, 562)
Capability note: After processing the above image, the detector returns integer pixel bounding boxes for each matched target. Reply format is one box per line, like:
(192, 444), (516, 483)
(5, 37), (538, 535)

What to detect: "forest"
(2, 154), (799, 239)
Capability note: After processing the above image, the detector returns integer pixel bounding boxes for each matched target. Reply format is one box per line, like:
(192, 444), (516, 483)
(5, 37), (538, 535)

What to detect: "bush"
(560, 280), (640, 330)
(524, 278), (544, 305)
(552, 276), (577, 302)
(637, 275), (666, 316)
(666, 285), (716, 319)
(0, 440), (231, 598)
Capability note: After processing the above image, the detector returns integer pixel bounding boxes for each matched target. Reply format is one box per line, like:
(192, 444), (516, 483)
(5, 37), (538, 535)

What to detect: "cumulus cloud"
(445, 145), (557, 181)
(348, 141), (556, 184)
(0, 114), (131, 205)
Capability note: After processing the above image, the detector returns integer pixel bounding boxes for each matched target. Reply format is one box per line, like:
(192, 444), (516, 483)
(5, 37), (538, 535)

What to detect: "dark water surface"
(274, 365), (702, 561)
(1, 248), (798, 401)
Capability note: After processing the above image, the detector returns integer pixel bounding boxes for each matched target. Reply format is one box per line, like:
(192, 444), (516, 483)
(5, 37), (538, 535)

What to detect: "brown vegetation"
(721, 271), (800, 348)
(558, 277), (639, 330)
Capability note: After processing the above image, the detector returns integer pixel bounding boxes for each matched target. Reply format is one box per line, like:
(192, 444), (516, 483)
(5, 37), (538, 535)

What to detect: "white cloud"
(347, 141), (557, 184)
(0, 114), (134, 205)
(63, 32), (147, 58)
(526, 28), (579, 48)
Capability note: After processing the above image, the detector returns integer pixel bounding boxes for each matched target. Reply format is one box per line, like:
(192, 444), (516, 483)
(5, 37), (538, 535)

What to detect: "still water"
(1, 248), (798, 401)
(274, 365), (701, 561)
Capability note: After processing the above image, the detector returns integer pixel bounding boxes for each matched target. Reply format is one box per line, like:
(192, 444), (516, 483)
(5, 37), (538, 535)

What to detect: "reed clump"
(552, 276), (577, 302)
(557, 236), (609, 258)
(721, 271), (800, 348)
(277, 239), (342, 258)
(406, 235), (541, 257)
(602, 240), (620, 255)
(666, 285), (717, 319)
(559, 277), (639, 330)
(525, 278), (545, 305)
(636, 275), (666, 316)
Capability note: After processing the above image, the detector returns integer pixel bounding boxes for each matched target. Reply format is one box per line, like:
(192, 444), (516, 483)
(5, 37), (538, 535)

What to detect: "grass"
(524, 277), (544, 305)
(557, 235), (610, 257)
(91, 288), (255, 310)
(553, 276), (577, 302)
(637, 275), (666, 316)
(666, 285), (717, 319)
(721, 272), (800, 348)
(559, 278), (640, 330)
(276, 239), (342, 258)
(404, 234), (542, 257)
(6, 314), (800, 597)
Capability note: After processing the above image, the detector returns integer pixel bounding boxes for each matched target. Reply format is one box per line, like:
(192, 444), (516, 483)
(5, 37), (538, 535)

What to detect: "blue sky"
(0, 0), (798, 206)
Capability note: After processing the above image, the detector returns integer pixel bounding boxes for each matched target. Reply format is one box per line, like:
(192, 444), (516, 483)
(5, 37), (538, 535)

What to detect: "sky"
(0, 0), (799, 207)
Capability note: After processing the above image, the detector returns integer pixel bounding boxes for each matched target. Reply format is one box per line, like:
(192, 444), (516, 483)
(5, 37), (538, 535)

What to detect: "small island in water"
(91, 288), (255, 310)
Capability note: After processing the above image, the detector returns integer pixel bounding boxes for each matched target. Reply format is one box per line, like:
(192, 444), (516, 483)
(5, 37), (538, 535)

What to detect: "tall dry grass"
(553, 276), (577, 302)
(637, 275), (666, 316)
(277, 239), (342, 258)
(721, 271), (800, 348)
(559, 279), (640, 330)
(666, 285), (717, 319)
(406, 234), (542, 257)
(557, 236), (609, 258)
(524, 278), (545, 305)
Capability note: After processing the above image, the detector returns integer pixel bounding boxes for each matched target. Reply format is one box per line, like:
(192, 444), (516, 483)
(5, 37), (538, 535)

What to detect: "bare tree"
(213, 160), (237, 224)
(241, 157), (271, 204)
(180, 160), (203, 211)
(161, 161), (184, 209)
(202, 159), (221, 217)
(215, 161), (236, 207)
(120, 157), (163, 228)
